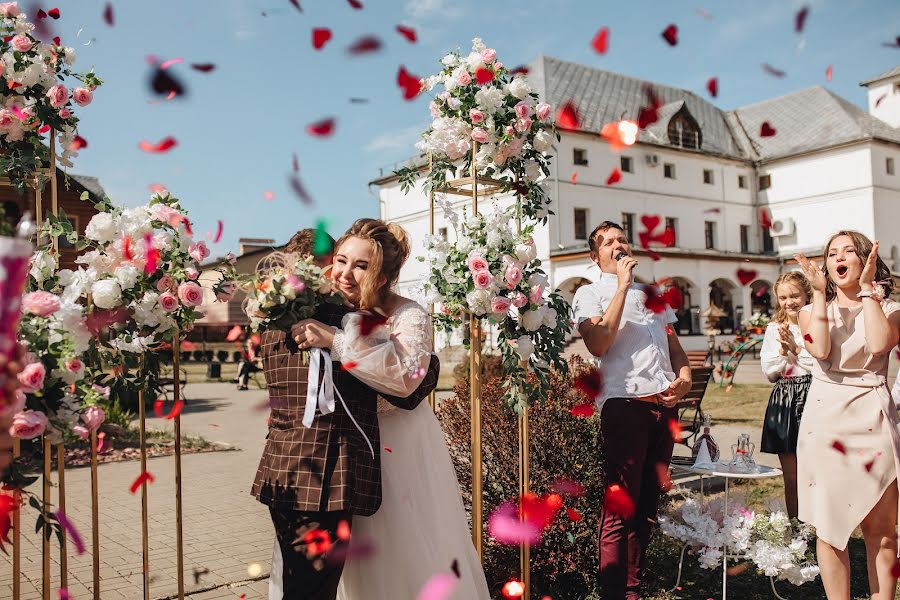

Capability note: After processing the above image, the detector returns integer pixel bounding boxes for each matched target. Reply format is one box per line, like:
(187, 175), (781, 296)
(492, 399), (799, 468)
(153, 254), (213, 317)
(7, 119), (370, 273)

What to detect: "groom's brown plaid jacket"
(250, 302), (439, 516)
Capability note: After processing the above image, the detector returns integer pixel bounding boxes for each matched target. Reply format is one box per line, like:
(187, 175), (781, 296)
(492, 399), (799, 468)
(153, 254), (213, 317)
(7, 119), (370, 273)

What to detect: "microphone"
(614, 251), (628, 261)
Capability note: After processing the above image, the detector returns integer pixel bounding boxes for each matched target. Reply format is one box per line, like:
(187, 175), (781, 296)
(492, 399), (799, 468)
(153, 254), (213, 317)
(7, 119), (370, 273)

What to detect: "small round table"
(673, 462), (784, 600)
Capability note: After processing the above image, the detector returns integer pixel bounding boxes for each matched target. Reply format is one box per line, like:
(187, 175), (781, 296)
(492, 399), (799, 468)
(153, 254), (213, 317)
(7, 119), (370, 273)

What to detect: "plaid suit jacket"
(250, 302), (440, 516)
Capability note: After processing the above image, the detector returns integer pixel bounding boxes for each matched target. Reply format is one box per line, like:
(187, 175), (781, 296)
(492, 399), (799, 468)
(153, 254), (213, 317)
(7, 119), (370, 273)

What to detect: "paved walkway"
(1, 382), (275, 599)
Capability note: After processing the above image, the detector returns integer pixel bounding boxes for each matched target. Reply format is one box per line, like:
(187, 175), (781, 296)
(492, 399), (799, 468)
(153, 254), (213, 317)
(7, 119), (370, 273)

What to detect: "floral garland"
(0, 2), (102, 192)
(417, 202), (570, 411)
(396, 37), (557, 223)
(659, 493), (820, 586)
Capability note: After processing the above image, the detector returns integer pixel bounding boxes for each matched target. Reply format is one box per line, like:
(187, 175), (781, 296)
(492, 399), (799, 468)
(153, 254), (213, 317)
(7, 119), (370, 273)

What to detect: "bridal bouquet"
(0, 2), (103, 191)
(417, 201), (570, 411)
(243, 252), (342, 332)
(396, 37), (557, 223)
(659, 494), (819, 585)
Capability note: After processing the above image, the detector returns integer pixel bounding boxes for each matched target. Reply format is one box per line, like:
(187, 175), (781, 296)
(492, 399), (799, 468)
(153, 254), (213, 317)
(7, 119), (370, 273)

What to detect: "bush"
(452, 352), (505, 385)
(216, 350), (229, 363)
(437, 356), (604, 599)
(192, 350), (205, 362)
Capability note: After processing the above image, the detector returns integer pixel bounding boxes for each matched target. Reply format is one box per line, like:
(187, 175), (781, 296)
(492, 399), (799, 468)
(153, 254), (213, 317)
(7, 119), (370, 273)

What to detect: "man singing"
(572, 220), (692, 600)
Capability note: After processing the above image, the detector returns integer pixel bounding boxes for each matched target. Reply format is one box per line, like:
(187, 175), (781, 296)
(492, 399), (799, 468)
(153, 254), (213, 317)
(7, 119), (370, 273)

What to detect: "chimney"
(238, 237), (276, 256)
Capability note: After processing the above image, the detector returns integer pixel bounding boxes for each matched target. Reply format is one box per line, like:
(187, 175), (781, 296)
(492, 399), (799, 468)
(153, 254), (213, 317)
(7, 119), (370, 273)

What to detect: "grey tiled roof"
(527, 55), (748, 159)
(860, 65), (900, 86)
(729, 86), (900, 161)
(68, 173), (106, 199)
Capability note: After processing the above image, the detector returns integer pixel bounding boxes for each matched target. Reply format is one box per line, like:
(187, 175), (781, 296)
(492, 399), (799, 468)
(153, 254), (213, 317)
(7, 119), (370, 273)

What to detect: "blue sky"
(51, 0), (900, 255)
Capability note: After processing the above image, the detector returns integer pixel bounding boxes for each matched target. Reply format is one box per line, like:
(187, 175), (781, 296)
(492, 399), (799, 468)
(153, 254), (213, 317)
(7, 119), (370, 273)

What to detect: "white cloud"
(365, 125), (423, 152)
(405, 0), (463, 20)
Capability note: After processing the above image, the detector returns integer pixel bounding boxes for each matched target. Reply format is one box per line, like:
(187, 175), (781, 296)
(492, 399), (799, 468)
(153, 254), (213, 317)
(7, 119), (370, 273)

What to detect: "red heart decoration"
(475, 67), (494, 84)
(556, 100), (579, 130)
(706, 77), (718, 98)
(573, 369), (603, 401)
(638, 84), (663, 128)
(306, 118), (336, 137)
(395, 25), (416, 43)
(52, 36), (60, 46)
(396, 66), (422, 100)
(36, 9), (47, 19)
(69, 135), (87, 150)
(654, 227), (676, 247)
(644, 287), (667, 314)
(661, 24), (678, 46)
(760, 122), (777, 137)
(736, 268), (757, 286)
(591, 26), (609, 54)
(312, 27), (332, 50)
(640, 215), (661, 233)
(605, 168), (621, 185)
(662, 285), (684, 309)
(47, 8), (60, 19)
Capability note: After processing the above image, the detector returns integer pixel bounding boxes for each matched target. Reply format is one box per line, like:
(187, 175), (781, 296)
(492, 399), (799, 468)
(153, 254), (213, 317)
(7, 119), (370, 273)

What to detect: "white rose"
(85, 212), (118, 244)
(542, 306), (557, 328)
(465, 51), (483, 71)
(516, 335), (535, 361)
(528, 273), (548, 288)
(114, 265), (141, 291)
(486, 230), (502, 249)
(515, 240), (538, 263)
(508, 76), (531, 99)
(441, 53), (459, 67)
(471, 37), (486, 52)
(29, 250), (56, 282)
(465, 289), (492, 316)
(524, 160), (542, 182)
(90, 279), (122, 309)
(447, 96), (462, 110)
(62, 47), (76, 65)
(457, 236), (473, 253)
(533, 129), (553, 152)
(521, 306), (545, 331)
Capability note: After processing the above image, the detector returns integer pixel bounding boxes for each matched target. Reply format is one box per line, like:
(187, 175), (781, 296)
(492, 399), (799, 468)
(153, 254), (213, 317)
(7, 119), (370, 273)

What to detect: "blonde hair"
(772, 271), (812, 324)
(822, 230), (893, 302)
(335, 219), (410, 310)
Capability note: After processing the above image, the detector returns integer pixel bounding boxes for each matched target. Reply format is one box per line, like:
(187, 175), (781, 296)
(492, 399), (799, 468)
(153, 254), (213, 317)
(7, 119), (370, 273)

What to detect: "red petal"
(570, 171), (577, 185)
(312, 27), (332, 50)
(123, 236), (133, 260)
(383, 446), (392, 453)
(52, 36), (60, 45)
(396, 25), (416, 42)
(138, 137), (178, 153)
(736, 268), (757, 286)
(288, 174), (314, 204)
(509, 65), (530, 76)
(644, 287), (667, 313)
(214, 220), (223, 243)
(876, 93), (887, 108)
(570, 403), (595, 417)
(637, 84), (663, 129)
(566, 507), (583, 522)
(826, 64), (833, 81)
(37, 9), (46, 19)
(129, 471), (155, 494)
(759, 208), (773, 229)
(706, 77), (718, 98)
(341, 361), (358, 371)
(337, 519), (351, 541)
(226, 325), (243, 342)
(502, 579), (525, 600)
(656, 462), (674, 492)
(289, 0), (302, 11)
(661, 24), (678, 46)
(556, 100), (580, 130)
(762, 63), (787, 78)
(794, 5), (809, 33)
(191, 63), (216, 73)
(760, 122), (777, 137)
(653, 227), (676, 247)
(292, 152), (300, 172)
(606, 168), (621, 185)
(662, 285), (684, 309)
(573, 368), (604, 401)
(603, 484), (636, 518)
(359, 312), (388, 336)
(38, 124), (50, 134)
(804, 333), (813, 343)
(103, 3), (113, 25)
(160, 57), (183, 70)
(347, 0), (363, 7)
(396, 65), (423, 100)
(831, 440), (846, 454)
(590, 26), (609, 54)
(864, 458), (875, 473)
(475, 67), (494, 84)
(668, 418), (683, 442)
(306, 118), (336, 137)
(891, 561), (900, 578)
(347, 35), (382, 55)
(69, 135), (87, 151)
(551, 478), (585, 497)
(48, 8), (60, 19)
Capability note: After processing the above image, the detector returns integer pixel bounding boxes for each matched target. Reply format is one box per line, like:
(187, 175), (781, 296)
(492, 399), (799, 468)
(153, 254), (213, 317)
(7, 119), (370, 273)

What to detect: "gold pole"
(173, 328), (185, 599)
(138, 355), (150, 600)
(428, 153), (436, 412)
(57, 444), (68, 589)
(12, 437), (20, 600)
(90, 429), (100, 600)
(41, 436), (51, 600)
(34, 177), (43, 247)
(49, 131), (58, 250)
(469, 142), (484, 558)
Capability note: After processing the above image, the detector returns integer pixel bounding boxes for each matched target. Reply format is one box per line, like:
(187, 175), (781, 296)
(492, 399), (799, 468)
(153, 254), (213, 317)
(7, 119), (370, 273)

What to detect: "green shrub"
(437, 356), (604, 599)
(452, 352), (505, 385)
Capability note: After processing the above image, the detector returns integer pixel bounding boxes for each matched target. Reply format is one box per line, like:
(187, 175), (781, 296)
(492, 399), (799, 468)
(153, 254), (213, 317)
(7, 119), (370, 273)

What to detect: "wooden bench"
(674, 350), (714, 447)
(158, 365), (189, 402)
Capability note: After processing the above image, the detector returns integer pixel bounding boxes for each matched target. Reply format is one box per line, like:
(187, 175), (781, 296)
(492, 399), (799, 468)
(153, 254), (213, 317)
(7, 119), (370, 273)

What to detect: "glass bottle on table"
(691, 413), (720, 463)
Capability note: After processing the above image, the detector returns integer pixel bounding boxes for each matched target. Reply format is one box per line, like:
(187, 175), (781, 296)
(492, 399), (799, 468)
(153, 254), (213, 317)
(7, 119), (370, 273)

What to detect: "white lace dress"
(269, 301), (489, 600)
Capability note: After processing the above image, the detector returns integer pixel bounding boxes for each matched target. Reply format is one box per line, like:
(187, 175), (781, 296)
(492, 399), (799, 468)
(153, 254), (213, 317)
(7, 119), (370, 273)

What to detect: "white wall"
(868, 79), (900, 128)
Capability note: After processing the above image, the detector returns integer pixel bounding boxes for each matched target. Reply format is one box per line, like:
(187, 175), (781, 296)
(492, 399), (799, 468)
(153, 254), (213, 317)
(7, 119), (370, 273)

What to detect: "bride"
(270, 218), (490, 599)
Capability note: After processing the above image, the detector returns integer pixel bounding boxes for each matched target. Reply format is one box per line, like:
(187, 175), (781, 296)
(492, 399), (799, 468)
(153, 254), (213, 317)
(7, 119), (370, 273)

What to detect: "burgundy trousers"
(599, 398), (677, 600)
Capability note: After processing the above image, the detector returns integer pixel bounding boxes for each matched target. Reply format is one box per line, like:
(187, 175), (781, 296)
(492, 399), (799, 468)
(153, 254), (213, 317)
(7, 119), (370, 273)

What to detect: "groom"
(251, 228), (439, 600)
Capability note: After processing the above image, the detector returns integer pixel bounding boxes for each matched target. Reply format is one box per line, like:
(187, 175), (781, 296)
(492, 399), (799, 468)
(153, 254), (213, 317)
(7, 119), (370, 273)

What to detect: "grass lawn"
(700, 383), (772, 429)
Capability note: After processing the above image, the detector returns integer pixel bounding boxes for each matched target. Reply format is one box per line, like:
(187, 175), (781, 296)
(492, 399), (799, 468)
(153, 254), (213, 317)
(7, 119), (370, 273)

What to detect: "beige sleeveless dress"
(797, 300), (900, 551)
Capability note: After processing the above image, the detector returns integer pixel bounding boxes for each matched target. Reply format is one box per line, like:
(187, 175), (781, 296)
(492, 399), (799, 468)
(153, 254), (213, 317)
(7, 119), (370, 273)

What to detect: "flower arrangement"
(659, 493), (819, 586)
(242, 251), (342, 332)
(416, 201), (570, 411)
(396, 38), (557, 223)
(0, 2), (102, 192)
(742, 311), (770, 332)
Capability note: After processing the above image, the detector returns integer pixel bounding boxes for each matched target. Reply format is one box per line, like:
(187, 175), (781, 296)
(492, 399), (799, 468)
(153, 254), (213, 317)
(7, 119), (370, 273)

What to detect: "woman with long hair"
(796, 231), (900, 599)
(759, 271), (814, 518)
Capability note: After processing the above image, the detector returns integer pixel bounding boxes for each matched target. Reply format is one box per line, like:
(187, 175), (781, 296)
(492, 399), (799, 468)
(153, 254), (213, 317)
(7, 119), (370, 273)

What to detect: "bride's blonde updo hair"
(335, 218), (410, 310)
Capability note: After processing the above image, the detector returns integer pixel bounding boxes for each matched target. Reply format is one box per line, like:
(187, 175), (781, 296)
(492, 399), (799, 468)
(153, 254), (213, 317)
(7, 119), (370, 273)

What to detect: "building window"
(620, 156), (633, 173)
(704, 221), (716, 250)
(668, 110), (702, 150)
(438, 227), (448, 240)
(621, 212), (635, 243)
(703, 169), (714, 184)
(574, 208), (588, 240)
(759, 174), (771, 190)
(738, 175), (748, 189)
(740, 225), (750, 253)
(665, 217), (678, 245)
(888, 157), (895, 175)
(762, 228), (774, 253)
(664, 163), (676, 179)
(573, 148), (588, 166)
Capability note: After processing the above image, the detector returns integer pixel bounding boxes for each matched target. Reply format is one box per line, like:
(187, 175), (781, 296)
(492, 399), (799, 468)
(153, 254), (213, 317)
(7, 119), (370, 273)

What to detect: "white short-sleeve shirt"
(572, 272), (678, 413)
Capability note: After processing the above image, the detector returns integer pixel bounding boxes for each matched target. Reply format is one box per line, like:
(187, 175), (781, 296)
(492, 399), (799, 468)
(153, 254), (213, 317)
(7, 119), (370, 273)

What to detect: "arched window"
(667, 107), (702, 150)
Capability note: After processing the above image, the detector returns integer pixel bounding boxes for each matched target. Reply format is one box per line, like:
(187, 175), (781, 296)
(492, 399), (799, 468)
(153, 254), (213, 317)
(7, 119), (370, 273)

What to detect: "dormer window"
(667, 106), (702, 150)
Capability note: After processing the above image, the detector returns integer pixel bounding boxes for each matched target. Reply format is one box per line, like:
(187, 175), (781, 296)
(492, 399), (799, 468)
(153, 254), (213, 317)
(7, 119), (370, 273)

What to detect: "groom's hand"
(292, 319), (336, 351)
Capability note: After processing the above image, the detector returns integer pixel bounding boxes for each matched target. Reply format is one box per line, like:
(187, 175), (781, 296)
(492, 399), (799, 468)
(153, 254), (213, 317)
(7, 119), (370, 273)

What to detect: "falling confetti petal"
(637, 84), (663, 128)
(502, 580), (525, 600)
(288, 174), (314, 204)
(226, 325), (243, 342)
(603, 483), (636, 518)
(570, 403), (595, 417)
(606, 168), (621, 185)
(154, 399), (184, 420)
(341, 361), (358, 371)
(337, 520), (351, 541)
(417, 572), (459, 600)
(129, 471), (155, 494)
(556, 100), (579, 130)
(551, 478), (586, 497)
(102, 3), (113, 25)
(475, 67), (494, 84)
(191, 63), (216, 73)
(58, 589), (70, 600)
(48, 7), (60, 18)
(54, 510), (85, 555)
(292, 152), (300, 172)
(761, 63), (786, 78)
(306, 118), (335, 137)
(759, 122), (777, 137)
(149, 66), (186, 97)
(160, 57), (184, 70)
(566, 507), (583, 521)
(69, 135), (87, 151)
(396, 25), (417, 42)
(570, 171), (577, 185)
(696, 8), (713, 19)
(573, 369), (603, 402)
(661, 24), (678, 46)
(347, 0), (363, 7)
(263, 190), (275, 201)
(803, 333), (813, 343)
(288, 0), (302, 11)
(591, 26), (609, 54)
(148, 183), (167, 194)
(312, 27), (332, 50)
(397, 65), (423, 100)
(706, 77), (718, 98)
(831, 440), (846, 454)
(736, 268), (757, 285)
(347, 35), (382, 55)
(826, 64), (833, 81)
(881, 36), (900, 49)
(450, 559), (460, 578)
(487, 501), (541, 545)
(359, 312), (389, 336)
(314, 220), (333, 255)
(139, 137), (178, 153)
(794, 5), (810, 33)
(214, 220), (223, 243)
(668, 418), (683, 442)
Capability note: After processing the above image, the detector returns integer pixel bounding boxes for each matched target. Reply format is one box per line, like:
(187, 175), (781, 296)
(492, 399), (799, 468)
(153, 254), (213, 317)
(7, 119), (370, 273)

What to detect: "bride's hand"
(860, 240), (880, 291)
(794, 253), (827, 293)
(291, 319), (336, 350)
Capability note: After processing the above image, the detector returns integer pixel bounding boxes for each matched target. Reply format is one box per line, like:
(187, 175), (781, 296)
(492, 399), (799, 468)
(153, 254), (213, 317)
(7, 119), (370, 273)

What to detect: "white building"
(371, 57), (900, 339)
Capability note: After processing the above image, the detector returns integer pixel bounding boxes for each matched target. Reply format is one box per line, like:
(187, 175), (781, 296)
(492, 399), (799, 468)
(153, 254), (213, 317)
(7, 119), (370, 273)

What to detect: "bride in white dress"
(269, 219), (489, 600)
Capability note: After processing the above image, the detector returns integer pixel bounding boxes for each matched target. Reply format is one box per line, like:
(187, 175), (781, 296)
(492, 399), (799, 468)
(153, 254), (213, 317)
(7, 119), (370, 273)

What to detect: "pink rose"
(58, 107), (71, 119)
(177, 281), (203, 307)
(429, 101), (440, 118)
(0, 3), (22, 17)
(158, 291), (180, 312)
(471, 127), (489, 144)
(0, 390), (26, 418)
(91, 384), (111, 399)
(10, 410), (47, 439)
(0, 109), (13, 127)
(505, 125), (515, 137)
(225, 252), (237, 266)
(156, 274), (175, 292)
(535, 102), (552, 121)
(481, 48), (497, 64)
(22, 290), (60, 316)
(468, 255), (489, 272)
(188, 241), (209, 263)
(81, 406), (105, 431)
(511, 291), (528, 308)
(469, 109), (485, 124)
(473, 269), (493, 290)
(505, 263), (523, 287)
(65, 357), (84, 378)
(17, 362), (45, 393)
(490, 296), (512, 315)
(458, 71), (472, 86)
(529, 285), (544, 305)
(46, 84), (68, 108)
(186, 267), (199, 280)
(515, 117), (533, 133)
(72, 425), (90, 440)
(514, 101), (531, 119)
(11, 34), (32, 53)
(285, 274), (306, 293)
(72, 87), (93, 107)
(216, 280), (236, 302)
